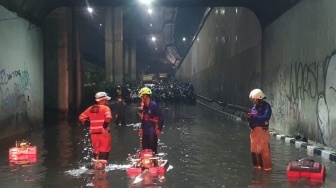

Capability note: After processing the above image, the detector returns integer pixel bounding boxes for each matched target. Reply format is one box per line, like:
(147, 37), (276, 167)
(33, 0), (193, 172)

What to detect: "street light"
(87, 7), (93, 13)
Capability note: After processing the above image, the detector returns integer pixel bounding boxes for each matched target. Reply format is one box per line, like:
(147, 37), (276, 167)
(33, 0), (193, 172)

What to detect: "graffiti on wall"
(265, 65), (296, 124)
(288, 60), (328, 126)
(289, 61), (326, 100)
(0, 64), (31, 117)
(316, 53), (336, 146)
(268, 53), (336, 147)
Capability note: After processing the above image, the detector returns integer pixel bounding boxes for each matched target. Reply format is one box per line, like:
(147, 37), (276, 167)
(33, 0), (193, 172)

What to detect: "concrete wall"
(177, 1), (336, 149)
(176, 7), (262, 108)
(0, 6), (43, 138)
(263, 0), (336, 147)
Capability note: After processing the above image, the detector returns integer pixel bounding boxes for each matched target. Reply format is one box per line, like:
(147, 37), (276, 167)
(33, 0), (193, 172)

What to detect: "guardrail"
(226, 103), (250, 113)
(196, 94), (250, 121)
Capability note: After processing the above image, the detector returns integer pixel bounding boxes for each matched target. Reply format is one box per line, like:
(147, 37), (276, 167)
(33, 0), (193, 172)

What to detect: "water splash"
(126, 123), (141, 129)
(132, 174), (143, 184)
(65, 164), (131, 177)
(105, 164), (131, 171)
(166, 165), (173, 171)
(65, 166), (88, 177)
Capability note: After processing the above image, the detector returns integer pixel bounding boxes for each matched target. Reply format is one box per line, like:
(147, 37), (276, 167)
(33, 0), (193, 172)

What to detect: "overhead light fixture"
(139, 0), (152, 5)
(147, 8), (153, 14)
(182, 37), (186, 42)
(149, 23), (153, 27)
(151, 36), (156, 42)
(87, 7), (93, 13)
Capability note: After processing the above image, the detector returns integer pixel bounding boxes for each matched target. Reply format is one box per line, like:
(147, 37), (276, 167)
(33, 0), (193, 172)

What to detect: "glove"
(103, 122), (109, 129)
(244, 113), (251, 119)
(138, 129), (143, 137)
(102, 127), (110, 134)
(83, 119), (90, 127)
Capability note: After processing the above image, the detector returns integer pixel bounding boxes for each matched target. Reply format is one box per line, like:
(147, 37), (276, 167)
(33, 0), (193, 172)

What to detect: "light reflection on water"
(0, 103), (335, 187)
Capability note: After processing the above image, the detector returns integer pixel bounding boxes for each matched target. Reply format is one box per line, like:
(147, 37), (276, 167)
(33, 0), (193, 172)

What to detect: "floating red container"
(9, 146), (37, 156)
(9, 140), (37, 164)
(9, 153), (37, 164)
(126, 149), (169, 176)
(287, 159), (325, 180)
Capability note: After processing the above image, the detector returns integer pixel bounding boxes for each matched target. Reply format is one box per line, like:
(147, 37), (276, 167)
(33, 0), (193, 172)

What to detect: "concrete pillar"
(72, 7), (83, 113)
(123, 11), (135, 83)
(58, 29), (70, 118)
(105, 7), (123, 84)
(130, 40), (136, 81)
(44, 7), (83, 117)
(124, 41), (129, 82)
(67, 9), (74, 115)
(113, 7), (123, 85)
(44, 8), (72, 118)
(105, 8), (113, 82)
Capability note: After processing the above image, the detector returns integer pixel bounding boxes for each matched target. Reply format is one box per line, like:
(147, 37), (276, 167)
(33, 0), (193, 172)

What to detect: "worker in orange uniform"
(244, 89), (272, 171)
(138, 87), (164, 154)
(79, 92), (112, 163)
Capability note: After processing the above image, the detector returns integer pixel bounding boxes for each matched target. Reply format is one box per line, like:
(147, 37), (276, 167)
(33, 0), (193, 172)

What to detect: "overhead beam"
(80, 0), (242, 7)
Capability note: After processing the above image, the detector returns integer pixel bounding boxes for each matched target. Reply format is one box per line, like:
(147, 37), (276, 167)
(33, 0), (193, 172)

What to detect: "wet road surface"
(0, 103), (335, 188)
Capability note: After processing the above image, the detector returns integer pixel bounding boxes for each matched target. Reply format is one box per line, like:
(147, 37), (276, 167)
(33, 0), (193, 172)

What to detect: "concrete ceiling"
(0, 0), (302, 72)
(0, 0), (302, 27)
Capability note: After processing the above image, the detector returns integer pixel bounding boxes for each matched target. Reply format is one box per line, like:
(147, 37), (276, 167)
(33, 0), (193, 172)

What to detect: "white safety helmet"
(249, 89), (266, 100)
(95, 92), (111, 102)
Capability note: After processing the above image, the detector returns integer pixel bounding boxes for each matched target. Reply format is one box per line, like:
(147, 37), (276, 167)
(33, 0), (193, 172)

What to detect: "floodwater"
(0, 103), (335, 188)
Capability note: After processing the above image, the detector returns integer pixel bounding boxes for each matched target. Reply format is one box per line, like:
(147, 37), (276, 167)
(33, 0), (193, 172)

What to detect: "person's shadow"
(248, 169), (272, 188)
(91, 170), (109, 188)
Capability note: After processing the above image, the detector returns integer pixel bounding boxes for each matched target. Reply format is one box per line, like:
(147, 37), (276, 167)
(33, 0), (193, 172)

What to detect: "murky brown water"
(0, 103), (335, 188)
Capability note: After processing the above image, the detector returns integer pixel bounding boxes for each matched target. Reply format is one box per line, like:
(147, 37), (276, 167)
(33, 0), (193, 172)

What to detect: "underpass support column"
(105, 7), (123, 85)
(72, 7), (83, 113)
(113, 7), (123, 85)
(105, 8), (113, 82)
(130, 40), (136, 81)
(44, 8), (72, 118)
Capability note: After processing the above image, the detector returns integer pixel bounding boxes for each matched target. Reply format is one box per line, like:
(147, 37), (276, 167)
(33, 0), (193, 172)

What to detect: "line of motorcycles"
(117, 83), (197, 105)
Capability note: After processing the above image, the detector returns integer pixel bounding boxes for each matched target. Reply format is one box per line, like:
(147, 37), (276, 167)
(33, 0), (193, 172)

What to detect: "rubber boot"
(92, 152), (99, 160)
(252, 152), (261, 169)
(99, 152), (110, 161)
(261, 144), (272, 170)
(258, 154), (263, 168)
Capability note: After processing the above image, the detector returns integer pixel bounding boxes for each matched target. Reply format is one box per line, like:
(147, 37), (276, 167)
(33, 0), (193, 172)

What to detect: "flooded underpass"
(0, 103), (336, 188)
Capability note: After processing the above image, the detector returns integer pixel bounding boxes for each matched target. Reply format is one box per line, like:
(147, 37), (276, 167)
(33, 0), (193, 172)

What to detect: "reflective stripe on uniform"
(91, 126), (103, 129)
(105, 111), (111, 118)
(80, 114), (88, 118)
(91, 120), (105, 123)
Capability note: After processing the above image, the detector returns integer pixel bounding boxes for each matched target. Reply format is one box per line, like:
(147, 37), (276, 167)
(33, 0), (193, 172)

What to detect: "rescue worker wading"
(138, 87), (164, 154)
(79, 92), (112, 163)
(244, 89), (272, 171)
(115, 97), (127, 126)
